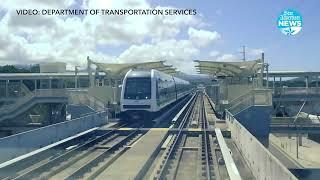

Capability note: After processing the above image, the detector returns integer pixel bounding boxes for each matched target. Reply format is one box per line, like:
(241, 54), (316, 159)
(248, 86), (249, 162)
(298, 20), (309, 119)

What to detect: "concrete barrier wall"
(226, 110), (298, 180)
(0, 111), (107, 164)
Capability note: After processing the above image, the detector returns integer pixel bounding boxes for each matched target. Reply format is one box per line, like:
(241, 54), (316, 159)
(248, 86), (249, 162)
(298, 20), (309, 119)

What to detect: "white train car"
(120, 69), (192, 121)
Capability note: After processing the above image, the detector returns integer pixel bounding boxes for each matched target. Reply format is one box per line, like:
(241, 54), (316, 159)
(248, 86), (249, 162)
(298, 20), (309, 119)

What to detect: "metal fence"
(228, 89), (272, 114)
(274, 87), (320, 96)
(67, 89), (105, 112)
(0, 89), (68, 117)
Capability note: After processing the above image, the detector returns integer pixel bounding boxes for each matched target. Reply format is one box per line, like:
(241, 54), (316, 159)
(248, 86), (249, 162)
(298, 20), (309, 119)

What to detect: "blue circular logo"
(277, 9), (303, 35)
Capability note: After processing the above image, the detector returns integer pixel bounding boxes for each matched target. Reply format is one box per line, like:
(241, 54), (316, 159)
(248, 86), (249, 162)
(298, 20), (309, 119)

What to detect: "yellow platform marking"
(182, 146), (199, 150)
(161, 134), (174, 149)
(149, 128), (170, 131)
(118, 128), (134, 131)
(187, 128), (202, 132)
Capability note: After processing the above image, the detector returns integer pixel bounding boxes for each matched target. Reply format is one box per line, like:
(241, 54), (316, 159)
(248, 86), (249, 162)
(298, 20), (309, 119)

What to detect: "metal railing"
(67, 89), (105, 111)
(273, 87), (320, 96)
(0, 89), (68, 116)
(228, 89), (272, 114)
(271, 117), (313, 125)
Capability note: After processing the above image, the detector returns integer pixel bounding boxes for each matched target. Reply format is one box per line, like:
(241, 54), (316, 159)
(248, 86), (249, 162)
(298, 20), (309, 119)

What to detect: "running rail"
(215, 128), (242, 180)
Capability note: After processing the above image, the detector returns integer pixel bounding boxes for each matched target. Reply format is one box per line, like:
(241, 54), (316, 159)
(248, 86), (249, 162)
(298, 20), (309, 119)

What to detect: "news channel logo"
(277, 9), (302, 35)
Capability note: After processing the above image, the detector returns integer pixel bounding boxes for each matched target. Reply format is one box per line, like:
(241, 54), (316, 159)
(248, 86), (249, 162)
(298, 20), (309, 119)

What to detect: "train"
(120, 69), (193, 121)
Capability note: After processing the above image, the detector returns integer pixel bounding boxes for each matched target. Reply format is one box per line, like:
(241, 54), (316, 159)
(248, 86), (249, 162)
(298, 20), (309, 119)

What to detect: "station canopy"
(194, 59), (263, 77)
(91, 61), (177, 77)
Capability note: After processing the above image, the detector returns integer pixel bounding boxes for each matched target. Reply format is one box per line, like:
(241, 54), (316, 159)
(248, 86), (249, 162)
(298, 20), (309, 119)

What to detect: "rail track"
(145, 91), (216, 180)
(0, 91), (235, 180)
(0, 122), (137, 180)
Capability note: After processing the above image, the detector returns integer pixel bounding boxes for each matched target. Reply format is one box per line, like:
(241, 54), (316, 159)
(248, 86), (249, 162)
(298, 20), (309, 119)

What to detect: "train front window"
(124, 77), (151, 99)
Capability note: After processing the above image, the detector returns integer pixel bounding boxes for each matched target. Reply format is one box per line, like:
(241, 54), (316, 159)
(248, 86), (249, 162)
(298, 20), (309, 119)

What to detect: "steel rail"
(155, 92), (199, 179)
(12, 122), (131, 180)
(201, 94), (212, 180)
(65, 129), (141, 179)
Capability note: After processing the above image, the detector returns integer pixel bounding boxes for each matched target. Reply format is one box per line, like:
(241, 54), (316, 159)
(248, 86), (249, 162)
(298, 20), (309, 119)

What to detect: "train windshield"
(124, 77), (151, 99)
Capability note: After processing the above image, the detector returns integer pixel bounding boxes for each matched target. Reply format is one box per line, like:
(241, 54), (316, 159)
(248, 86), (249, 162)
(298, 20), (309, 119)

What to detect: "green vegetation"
(0, 65), (40, 73)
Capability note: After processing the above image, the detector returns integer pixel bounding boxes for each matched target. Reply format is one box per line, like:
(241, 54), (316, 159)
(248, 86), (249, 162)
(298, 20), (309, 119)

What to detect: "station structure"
(0, 54), (320, 179)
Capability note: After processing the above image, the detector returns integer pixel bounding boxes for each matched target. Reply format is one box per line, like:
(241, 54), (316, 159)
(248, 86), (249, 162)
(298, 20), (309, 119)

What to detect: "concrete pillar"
(75, 66), (78, 88)
(78, 78), (81, 88)
(34, 79), (37, 90)
(39, 79), (42, 89)
(273, 77), (275, 89)
(19, 80), (22, 96)
(5, 80), (8, 97)
(87, 56), (95, 88)
(49, 79), (52, 89)
(58, 79), (61, 88)
(266, 63), (269, 88)
(61, 79), (65, 88)
(260, 52), (265, 88)
(305, 76), (309, 88)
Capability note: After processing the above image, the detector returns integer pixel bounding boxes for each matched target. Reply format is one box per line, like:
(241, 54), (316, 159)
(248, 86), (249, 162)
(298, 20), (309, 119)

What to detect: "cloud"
(209, 50), (220, 57)
(0, 0), (221, 73)
(215, 54), (239, 62)
(118, 39), (199, 73)
(188, 27), (221, 47)
(1, 0), (75, 9)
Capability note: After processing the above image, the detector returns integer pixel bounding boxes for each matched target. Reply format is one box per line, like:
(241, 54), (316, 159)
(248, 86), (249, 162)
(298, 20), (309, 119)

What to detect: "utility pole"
(240, 45), (246, 61)
(294, 100), (306, 159)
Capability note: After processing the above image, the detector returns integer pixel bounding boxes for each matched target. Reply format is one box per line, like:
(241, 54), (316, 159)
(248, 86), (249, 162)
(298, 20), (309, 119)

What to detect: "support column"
(19, 80), (22, 96)
(260, 52), (265, 88)
(266, 63), (269, 88)
(39, 79), (42, 89)
(87, 56), (95, 88)
(273, 77), (275, 89)
(305, 76), (309, 95)
(34, 79), (37, 90)
(61, 79), (65, 88)
(305, 76), (309, 88)
(5, 80), (8, 97)
(75, 66), (79, 88)
(49, 79), (52, 89)
(59, 79), (64, 88)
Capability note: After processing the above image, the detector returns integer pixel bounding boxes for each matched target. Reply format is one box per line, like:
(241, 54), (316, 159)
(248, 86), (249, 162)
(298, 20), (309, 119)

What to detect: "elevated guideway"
(273, 87), (320, 102)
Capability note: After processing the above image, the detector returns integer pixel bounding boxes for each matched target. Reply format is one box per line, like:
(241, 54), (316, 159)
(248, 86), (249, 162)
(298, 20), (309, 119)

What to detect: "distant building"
(40, 62), (66, 73)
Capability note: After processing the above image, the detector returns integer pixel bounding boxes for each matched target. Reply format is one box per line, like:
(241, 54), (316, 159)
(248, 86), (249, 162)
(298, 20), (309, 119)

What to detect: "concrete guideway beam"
(215, 128), (242, 180)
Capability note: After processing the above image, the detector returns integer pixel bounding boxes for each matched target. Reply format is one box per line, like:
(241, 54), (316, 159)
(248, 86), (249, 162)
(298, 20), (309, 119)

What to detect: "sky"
(0, 0), (319, 73)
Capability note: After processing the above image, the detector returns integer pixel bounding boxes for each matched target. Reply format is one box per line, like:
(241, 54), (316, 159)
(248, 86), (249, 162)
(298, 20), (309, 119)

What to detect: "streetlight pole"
(294, 100), (306, 159)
